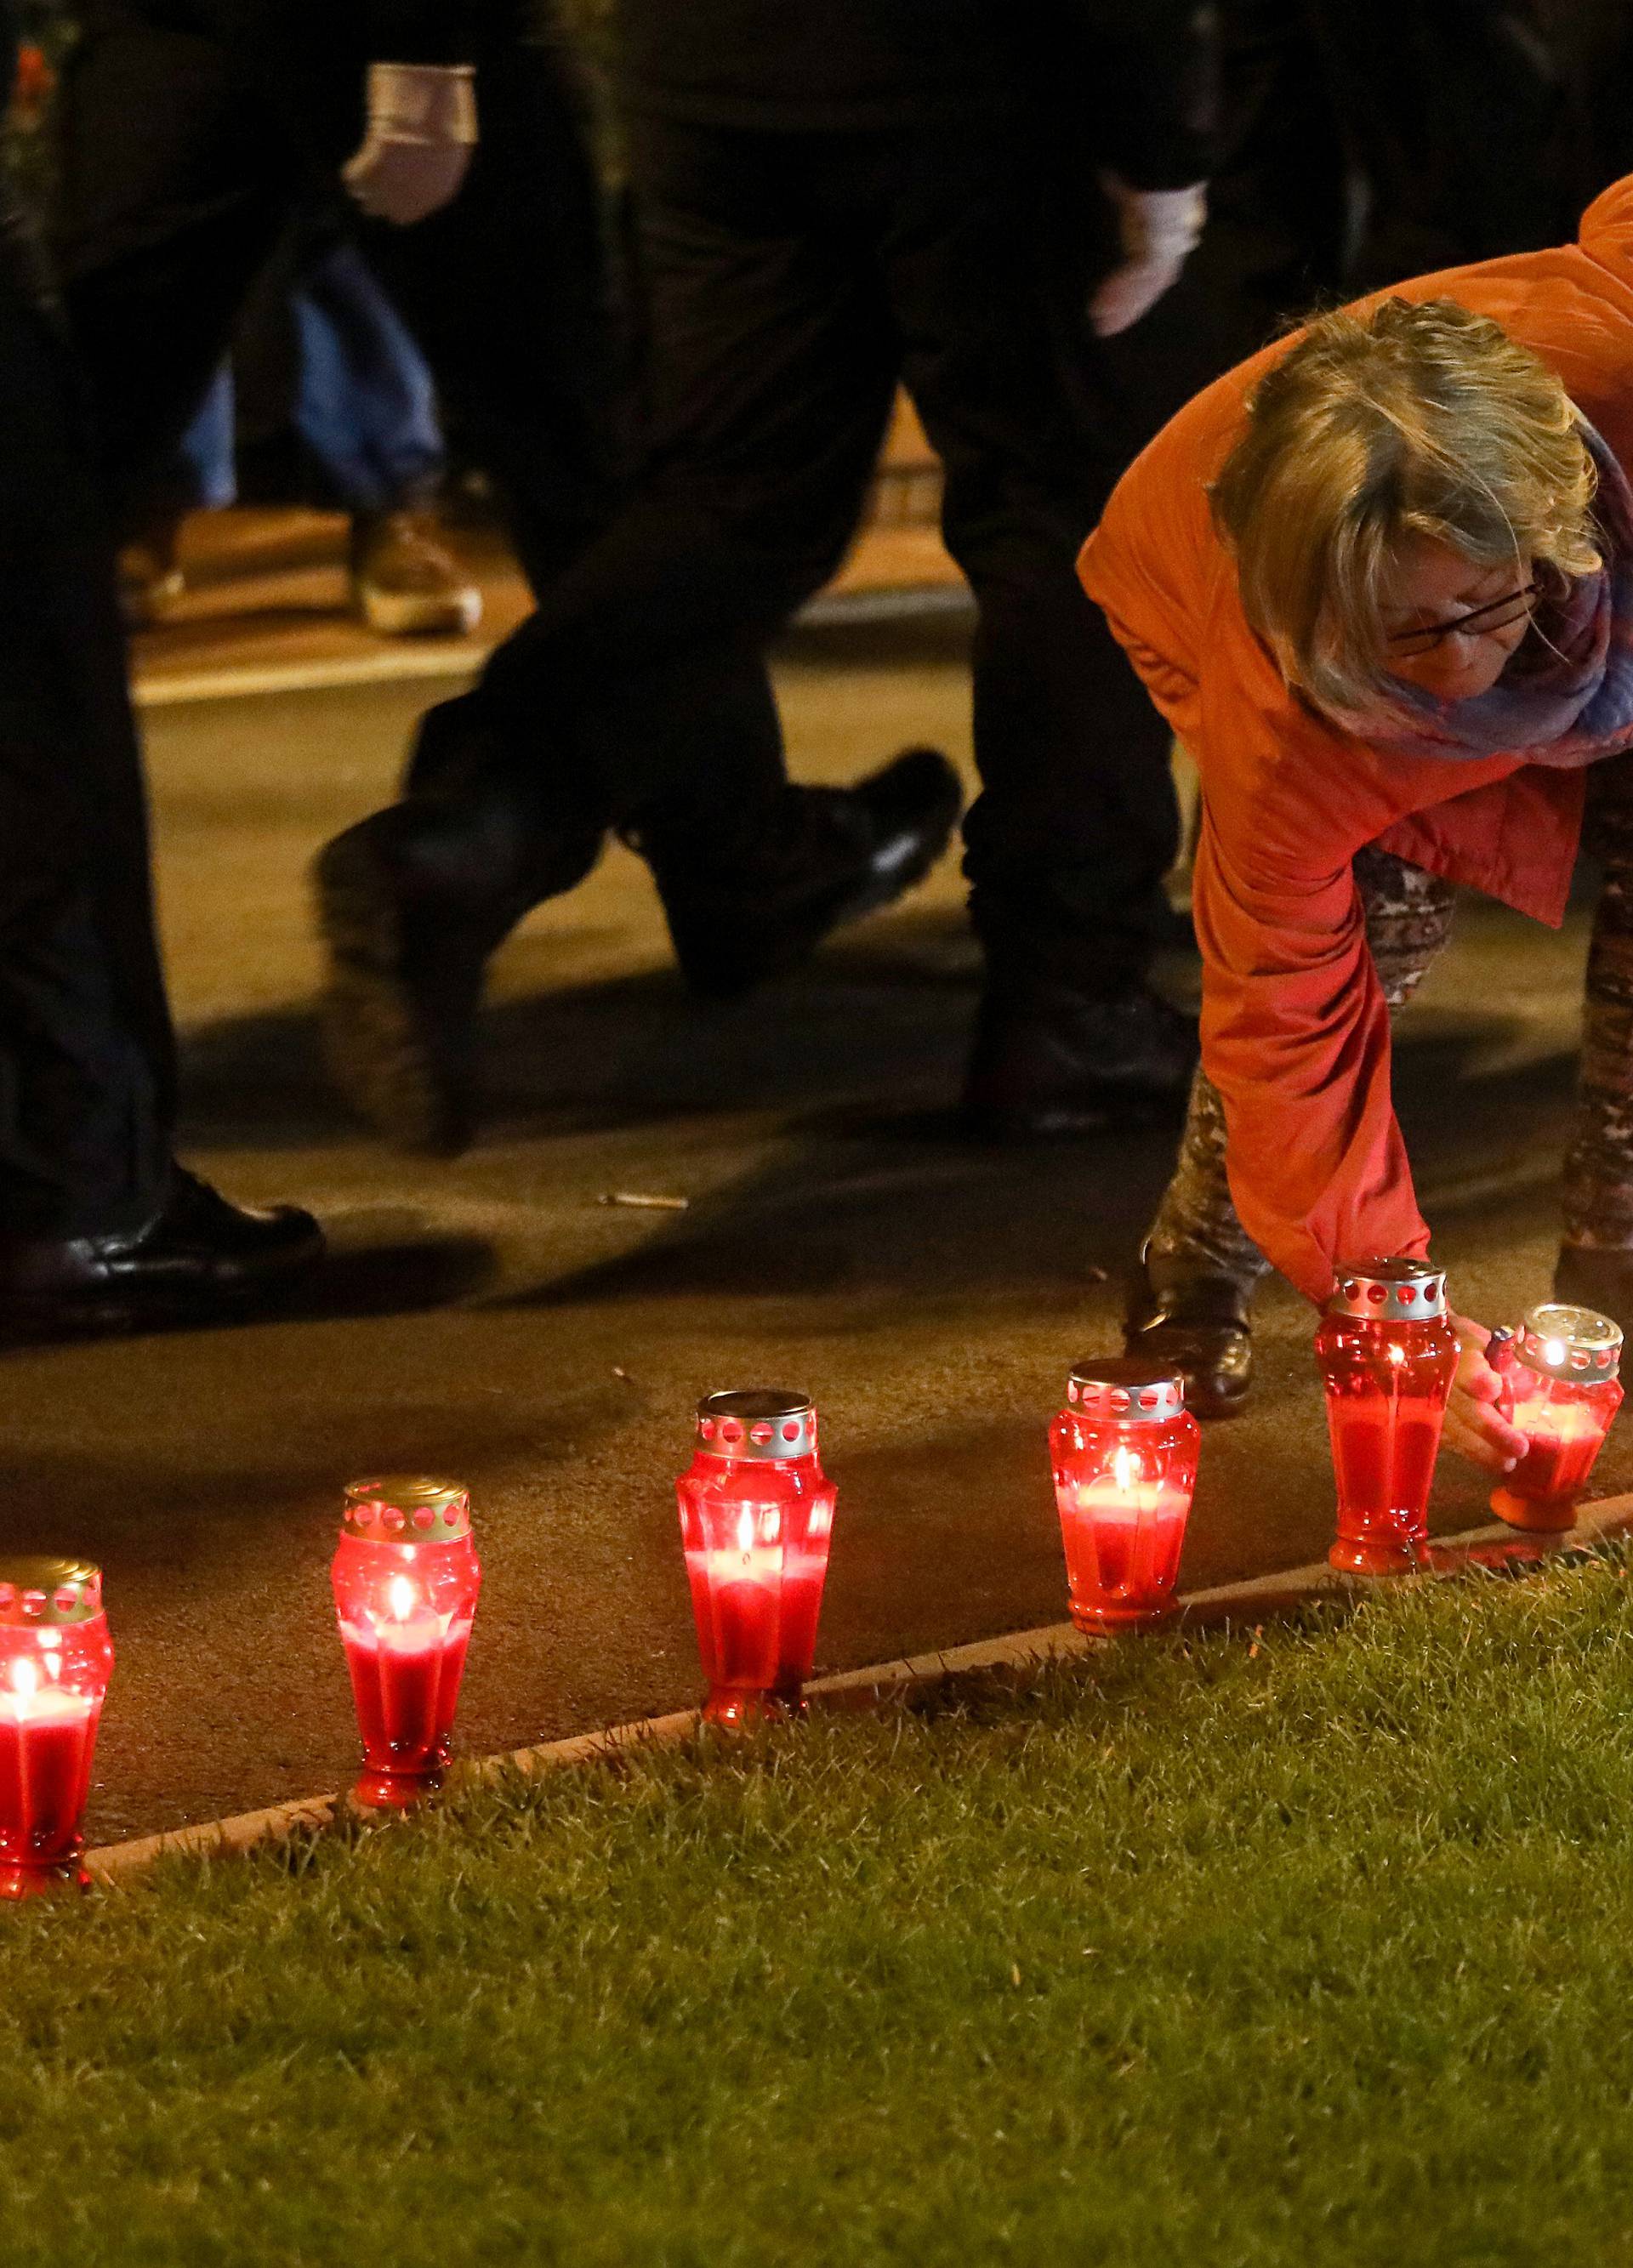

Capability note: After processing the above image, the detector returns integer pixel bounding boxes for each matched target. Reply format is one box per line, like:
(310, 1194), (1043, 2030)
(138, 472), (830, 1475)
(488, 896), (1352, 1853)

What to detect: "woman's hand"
(1442, 1311), (1529, 1474)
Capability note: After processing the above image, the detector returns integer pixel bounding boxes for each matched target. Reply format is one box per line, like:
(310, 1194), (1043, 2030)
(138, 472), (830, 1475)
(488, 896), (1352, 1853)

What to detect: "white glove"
(1088, 173), (1207, 338)
(343, 63), (478, 227)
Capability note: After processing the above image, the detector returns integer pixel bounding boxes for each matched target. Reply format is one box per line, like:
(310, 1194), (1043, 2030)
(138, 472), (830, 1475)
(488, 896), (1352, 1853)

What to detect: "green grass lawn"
(11, 1556), (1633, 2266)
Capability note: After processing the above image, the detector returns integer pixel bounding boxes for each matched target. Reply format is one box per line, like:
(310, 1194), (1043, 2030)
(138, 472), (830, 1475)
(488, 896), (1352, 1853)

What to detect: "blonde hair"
(1209, 297), (1601, 713)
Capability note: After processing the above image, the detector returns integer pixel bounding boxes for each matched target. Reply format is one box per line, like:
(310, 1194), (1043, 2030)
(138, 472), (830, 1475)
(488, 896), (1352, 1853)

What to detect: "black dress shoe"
(314, 797), (601, 1154)
(642, 747), (962, 1001)
(0, 1169), (324, 1338)
(1123, 1242), (1256, 1418)
(963, 981), (1198, 1139)
(1552, 1245), (1633, 1339)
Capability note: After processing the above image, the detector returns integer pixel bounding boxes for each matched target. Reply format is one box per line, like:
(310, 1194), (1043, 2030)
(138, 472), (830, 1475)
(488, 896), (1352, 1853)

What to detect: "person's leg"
(0, 206), (321, 1327)
(1128, 849), (1458, 1413)
(873, 107), (1192, 1134)
(53, 0), (299, 526)
(314, 111), (960, 1151)
(1558, 755), (1633, 1324)
(292, 235), (482, 635)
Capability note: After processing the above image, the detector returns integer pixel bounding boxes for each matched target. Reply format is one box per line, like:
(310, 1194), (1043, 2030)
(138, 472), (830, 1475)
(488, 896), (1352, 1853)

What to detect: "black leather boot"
(640, 747), (962, 1001)
(964, 981), (1198, 1139)
(1123, 1241), (1257, 1418)
(313, 793), (601, 1155)
(0, 1168), (323, 1339)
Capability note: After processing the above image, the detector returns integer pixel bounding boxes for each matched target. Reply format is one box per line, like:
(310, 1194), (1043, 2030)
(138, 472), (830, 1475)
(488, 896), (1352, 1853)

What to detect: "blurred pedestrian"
(313, 0), (1221, 1154)
(122, 231), (481, 639)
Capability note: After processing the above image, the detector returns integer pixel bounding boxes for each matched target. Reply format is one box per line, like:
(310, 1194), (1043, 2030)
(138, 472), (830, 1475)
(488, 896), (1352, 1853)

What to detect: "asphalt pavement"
(7, 611), (1613, 1841)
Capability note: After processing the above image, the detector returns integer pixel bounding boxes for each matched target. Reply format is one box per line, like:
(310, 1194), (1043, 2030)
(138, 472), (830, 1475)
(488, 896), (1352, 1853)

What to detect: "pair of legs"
(1133, 762), (1633, 1409)
(321, 98), (1198, 1148)
(0, 181), (321, 1322)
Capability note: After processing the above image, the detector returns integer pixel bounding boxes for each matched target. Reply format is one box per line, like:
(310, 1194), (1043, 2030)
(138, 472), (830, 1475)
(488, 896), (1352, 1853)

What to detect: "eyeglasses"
(1385, 582), (1539, 657)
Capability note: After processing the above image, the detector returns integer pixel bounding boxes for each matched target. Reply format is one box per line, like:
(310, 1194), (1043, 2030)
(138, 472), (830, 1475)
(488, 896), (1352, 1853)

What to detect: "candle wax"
(0, 1682), (97, 1866)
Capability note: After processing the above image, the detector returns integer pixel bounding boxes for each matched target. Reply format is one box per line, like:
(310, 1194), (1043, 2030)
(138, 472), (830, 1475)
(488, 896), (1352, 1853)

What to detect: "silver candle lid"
(1327, 1256), (1447, 1323)
(1516, 1303), (1622, 1384)
(1067, 1357), (1187, 1424)
(696, 1390), (816, 1460)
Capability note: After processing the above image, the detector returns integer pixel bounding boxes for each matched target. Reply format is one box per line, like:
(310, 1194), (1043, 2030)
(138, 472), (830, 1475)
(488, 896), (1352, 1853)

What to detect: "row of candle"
(0, 1266), (1619, 1901)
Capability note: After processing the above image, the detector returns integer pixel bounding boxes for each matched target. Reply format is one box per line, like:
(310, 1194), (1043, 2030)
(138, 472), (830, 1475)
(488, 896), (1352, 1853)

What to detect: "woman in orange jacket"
(1078, 176), (1633, 1473)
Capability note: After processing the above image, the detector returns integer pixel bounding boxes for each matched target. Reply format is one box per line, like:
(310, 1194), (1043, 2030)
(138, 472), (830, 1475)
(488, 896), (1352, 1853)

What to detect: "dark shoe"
(350, 509), (481, 639)
(963, 981), (1198, 1139)
(644, 747), (962, 1001)
(1123, 1242), (1255, 1418)
(1552, 1245), (1633, 1339)
(0, 1169), (323, 1339)
(314, 797), (601, 1156)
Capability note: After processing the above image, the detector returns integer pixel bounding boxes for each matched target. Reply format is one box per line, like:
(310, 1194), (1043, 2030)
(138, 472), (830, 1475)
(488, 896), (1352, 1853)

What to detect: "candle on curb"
(332, 1478), (481, 1810)
(0, 1560), (113, 1900)
(677, 1391), (837, 1726)
(1490, 1305), (1623, 1533)
(1050, 1361), (1199, 1630)
(1317, 1259), (1458, 1576)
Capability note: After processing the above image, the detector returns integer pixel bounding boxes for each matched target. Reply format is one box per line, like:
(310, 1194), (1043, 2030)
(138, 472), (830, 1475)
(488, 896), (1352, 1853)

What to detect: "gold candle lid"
(1327, 1256), (1447, 1322)
(695, 1390), (816, 1461)
(1067, 1357), (1186, 1424)
(342, 1476), (471, 1543)
(0, 1559), (104, 1626)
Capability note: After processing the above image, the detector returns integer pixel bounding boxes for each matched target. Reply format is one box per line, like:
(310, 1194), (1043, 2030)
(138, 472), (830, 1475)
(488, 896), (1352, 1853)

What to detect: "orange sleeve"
(1192, 756), (1431, 1309)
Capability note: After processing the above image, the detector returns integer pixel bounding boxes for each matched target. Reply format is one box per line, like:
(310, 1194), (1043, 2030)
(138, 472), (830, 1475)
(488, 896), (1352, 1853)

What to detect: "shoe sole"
(313, 832), (476, 1157)
(354, 584), (483, 638)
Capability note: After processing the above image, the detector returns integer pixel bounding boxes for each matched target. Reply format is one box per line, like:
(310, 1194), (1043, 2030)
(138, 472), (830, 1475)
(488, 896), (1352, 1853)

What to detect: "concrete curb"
(83, 1490), (1633, 1888)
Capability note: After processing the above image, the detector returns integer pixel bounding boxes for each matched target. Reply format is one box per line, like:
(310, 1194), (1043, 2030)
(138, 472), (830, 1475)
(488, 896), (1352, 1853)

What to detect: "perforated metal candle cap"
(342, 1475), (472, 1543)
(1067, 1357), (1187, 1424)
(695, 1390), (816, 1460)
(0, 1559), (103, 1628)
(1327, 1256), (1448, 1323)
(1516, 1303), (1623, 1384)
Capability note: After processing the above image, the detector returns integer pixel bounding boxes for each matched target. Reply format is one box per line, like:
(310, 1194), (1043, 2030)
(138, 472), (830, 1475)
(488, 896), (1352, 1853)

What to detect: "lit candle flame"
(1385, 1340), (1405, 1367)
(736, 1506), (756, 1558)
(9, 1656), (38, 1702)
(387, 1574), (418, 1622)
(1544, 1339), (1568, 1368)
(1112, 1446), (1141, 1492)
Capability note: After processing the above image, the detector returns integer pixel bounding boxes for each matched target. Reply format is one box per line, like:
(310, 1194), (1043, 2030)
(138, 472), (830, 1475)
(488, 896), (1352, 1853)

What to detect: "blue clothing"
(178, 238), (444, 514)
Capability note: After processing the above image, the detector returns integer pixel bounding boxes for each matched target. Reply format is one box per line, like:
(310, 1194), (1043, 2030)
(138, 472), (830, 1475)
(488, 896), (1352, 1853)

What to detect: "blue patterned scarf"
(1360, 418), (1633, 770)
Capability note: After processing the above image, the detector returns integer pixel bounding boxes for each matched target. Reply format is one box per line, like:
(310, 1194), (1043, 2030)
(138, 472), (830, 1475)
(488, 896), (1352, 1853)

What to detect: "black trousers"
(450, 104), (1186, 994)
(54, 0), (619, 594)
(0, 220), (174, 1239)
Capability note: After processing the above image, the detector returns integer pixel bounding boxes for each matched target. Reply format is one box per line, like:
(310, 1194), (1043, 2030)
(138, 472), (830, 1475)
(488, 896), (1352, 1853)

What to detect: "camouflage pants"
(1147, 759), (1633, 1293)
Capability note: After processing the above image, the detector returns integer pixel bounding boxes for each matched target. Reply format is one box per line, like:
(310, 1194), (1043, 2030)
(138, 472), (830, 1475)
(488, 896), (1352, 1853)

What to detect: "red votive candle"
(1050, 1358), (1200, 1629)
(1489, 1303), (1623, 1532)
(332, 1476), (481, 1808)
(1317, 1257), (1458, 1575)
(0, 1560), (112, 1899)
(677, 1390), (836, 1727)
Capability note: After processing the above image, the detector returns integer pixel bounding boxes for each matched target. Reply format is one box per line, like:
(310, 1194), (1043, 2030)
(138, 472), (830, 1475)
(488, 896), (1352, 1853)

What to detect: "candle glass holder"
(677, 1390), (836, 1727)
(1050, 1358), (1200, 1629)
(0, 1560), (112, 1899)
(1317, 1258), (1458, 1575)
(1488, 1304), (1623, 1532)
(332, 1477), (481, 1809)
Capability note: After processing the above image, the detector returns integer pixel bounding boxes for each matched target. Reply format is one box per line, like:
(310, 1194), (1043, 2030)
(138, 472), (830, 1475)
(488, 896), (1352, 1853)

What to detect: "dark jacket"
(616, 0), (1221, 189)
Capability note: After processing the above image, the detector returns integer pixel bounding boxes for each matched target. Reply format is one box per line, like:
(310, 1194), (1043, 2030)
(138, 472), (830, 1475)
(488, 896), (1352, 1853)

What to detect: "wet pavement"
(6, 611), (1616, 1840)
